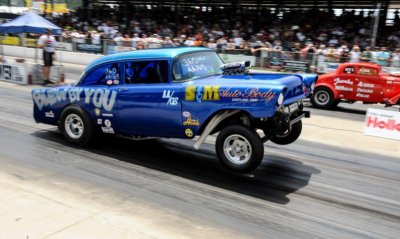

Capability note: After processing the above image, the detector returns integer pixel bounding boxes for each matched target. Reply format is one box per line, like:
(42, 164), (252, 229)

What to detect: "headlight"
(311, 82), (316, 91)
(277, 93), (284, 106)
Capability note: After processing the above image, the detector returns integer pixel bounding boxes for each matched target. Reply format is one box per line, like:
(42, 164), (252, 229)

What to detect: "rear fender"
(59, 103), (97, 128)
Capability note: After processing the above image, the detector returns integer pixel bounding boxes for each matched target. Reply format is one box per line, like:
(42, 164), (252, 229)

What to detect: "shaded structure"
(78, 0), (399, 27)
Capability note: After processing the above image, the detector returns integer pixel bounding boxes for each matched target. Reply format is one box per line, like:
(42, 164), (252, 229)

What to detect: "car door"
(334, 65), (357, 99)
(354, 65), (383, 102)
(116, 59), (183, 137)
(78, 62), (122, 134)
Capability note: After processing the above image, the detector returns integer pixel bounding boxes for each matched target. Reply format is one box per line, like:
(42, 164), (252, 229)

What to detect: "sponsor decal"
(185, 86), (276, 103)
(221, 87), (276, 102)
(366, 117), (400, 131)
(97, 119), (102, 125)
(335, 85), (353, 92)
(356, 93), (370, 98)
(334, 78), (353, 85)
(0, 64), (26, 83)
(187, 64), (208, 73)
(358, 82), (374, 88)
(77, 43), (103, 53)
(182, 111), (191, 118)
(105, 67), (120, 81)
(95, 108), (101, 116)
(101, 127), (114, 134)
(45, 111), (55, 118)
(104, 119), (112, 128)
(185, 85), (220, 102)
(185, 128), (193, 137)
(357, 88), (373, 93)
(181, 56), (208, 73)
(364, 108), (400, 140)
(162, 90), (179, 105)
(344, 67), (354, 74)
(183, 117), (200, 126)
(358, 67), (377, 76)
(102, 113), (114, 117)
(32, 88), (117, 111)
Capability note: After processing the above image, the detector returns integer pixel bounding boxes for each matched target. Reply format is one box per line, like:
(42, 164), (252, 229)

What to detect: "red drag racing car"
(311, 62), (400, 109)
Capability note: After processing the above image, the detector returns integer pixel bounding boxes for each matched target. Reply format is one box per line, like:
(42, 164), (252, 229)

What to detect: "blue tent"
(0, 11), (61, 35)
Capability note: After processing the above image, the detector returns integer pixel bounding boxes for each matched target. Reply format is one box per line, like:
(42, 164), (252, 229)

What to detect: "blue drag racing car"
(32, 47), (316, 173)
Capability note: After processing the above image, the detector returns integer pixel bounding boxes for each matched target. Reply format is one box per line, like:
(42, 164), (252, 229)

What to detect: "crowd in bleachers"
(50, 5), (400, 66)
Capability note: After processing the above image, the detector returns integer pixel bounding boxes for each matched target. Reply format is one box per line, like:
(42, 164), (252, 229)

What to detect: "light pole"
(371, 3), (381, 48)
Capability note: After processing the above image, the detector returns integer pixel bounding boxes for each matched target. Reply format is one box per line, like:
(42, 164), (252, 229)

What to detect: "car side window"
(125, 60), (168, 84)
(81, 63), (122, 86)
(358, 67), (377, 76)
(343, 66), (355, 74)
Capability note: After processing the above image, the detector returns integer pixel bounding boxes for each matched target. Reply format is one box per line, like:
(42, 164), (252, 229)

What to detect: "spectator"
(251, 41), (271, 67)
(361, 46), (373, 62)
(233, 34), (243, 49)
(225, 39), (236, 50)
(328, 36), (338, 47)
(122, 34), (132, 47)
(376, 47), (391, 66)
(349, 45), (361, 62)
(301, 43), (317, 61)
(391, 48), (400, 67)
(162, 36), (174, 48)
(38, 29), (57, 85)
(317, 44), (327, 63)
(207, 39), (217, 49)
(131, 33), (140, 48)
(91, 31), (101, 45)
(238, 40), (249, 50)
(290, 42), (302, 61)
(184, 37), (195, 46)
(216, 36), (228, 50)
(336, 45), (350, 63)
(113, 33), (124, 46)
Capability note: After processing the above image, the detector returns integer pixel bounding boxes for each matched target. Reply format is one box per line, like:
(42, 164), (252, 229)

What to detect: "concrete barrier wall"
(1, 45), (103, 65)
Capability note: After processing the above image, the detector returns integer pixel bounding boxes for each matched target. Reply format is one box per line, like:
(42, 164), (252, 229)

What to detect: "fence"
(2, 34), (400, 74)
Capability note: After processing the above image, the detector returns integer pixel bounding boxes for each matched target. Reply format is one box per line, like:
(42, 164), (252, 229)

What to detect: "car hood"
(182, 73), (309, 105)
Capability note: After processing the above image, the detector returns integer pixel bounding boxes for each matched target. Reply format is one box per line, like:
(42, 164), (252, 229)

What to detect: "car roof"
(340, 62), (381, 69)
(85, 47), (213, 71)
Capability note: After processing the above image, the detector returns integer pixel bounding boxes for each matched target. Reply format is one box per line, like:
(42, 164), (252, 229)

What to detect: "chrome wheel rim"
(64, 114), (84, 139)
(223, 134), (252, 165)
(314, 90), (330, 105)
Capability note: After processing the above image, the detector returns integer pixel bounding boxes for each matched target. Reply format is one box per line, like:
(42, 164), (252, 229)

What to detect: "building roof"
(87, 0), (398, 9)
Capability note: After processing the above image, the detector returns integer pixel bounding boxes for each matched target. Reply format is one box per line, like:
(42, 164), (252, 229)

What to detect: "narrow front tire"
(311, 87), (338, 109)
(216, 125), (264, 173)
(270, 120), (302, 145)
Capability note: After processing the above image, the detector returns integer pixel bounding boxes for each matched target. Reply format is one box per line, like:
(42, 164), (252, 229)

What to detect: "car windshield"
(173, 51), (223, 82)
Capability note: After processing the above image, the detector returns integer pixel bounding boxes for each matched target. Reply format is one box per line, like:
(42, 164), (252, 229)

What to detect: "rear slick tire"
(60, 106), (96, 146)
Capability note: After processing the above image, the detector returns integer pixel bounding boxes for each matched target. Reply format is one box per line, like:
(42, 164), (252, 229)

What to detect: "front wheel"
(216, 125), (264, 173)
(60, 106), (96, 146)
(311, 87), (338, 109)
(270, 120), (302, 145)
